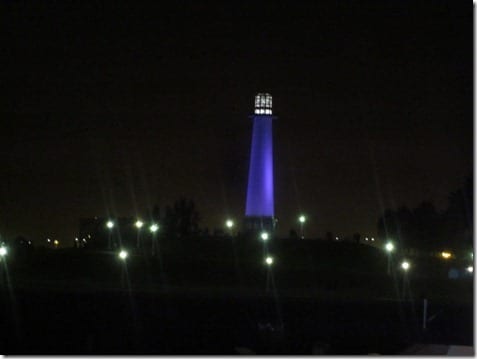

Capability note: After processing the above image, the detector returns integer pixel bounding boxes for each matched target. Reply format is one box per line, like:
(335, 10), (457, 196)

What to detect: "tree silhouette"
(289, 229), (298, 239)
(412, 201), (441, 249)
(163, 198), (200, 239)
(151, 204), (161, 222)
(442, 176), (473, 249)
(377, 203), (440, 251)
(377, 176), (473, 252)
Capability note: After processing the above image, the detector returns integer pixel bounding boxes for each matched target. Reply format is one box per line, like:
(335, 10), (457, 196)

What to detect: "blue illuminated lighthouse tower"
(244, 93), (276, 232)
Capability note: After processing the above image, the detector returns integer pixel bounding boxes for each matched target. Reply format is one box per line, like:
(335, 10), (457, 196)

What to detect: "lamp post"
(118, 249), (128, 260)
(265, 255), (274, 292)
(385, 241), (394, 275)
(259, 231), (270, 261)
(265, 256), (274, 266)
(106, 220), (114, 249)
(0, 246), (7, 285)
(298, 215), (306, 239)
(260, 231), (269, 241)
(401, 260), (411, 299)
(150, 223), (159, 256)
(225, 219), (234, 236)
(401, 261), (410, 271)
(135, 220), (144, 249)
(118, 249), (129, 288)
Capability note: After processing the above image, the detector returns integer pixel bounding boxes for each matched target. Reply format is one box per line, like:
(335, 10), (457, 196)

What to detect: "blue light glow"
(245, 98), (275, 217)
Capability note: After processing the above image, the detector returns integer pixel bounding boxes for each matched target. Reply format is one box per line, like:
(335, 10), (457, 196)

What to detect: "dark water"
(0, 288), (472, 354)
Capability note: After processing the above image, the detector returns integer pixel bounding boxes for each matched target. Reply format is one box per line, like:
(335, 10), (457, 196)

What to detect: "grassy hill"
(3, 238), (473, 304)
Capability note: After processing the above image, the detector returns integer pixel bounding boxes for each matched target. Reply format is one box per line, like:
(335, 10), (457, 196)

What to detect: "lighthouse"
(244, 93), (276, 232)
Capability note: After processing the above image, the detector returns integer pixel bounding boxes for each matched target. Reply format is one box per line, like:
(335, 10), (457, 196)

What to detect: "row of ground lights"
(106, 220), (159, 233)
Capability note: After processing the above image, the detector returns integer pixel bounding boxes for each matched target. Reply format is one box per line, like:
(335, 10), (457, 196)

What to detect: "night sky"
(0, 1), (473, 244)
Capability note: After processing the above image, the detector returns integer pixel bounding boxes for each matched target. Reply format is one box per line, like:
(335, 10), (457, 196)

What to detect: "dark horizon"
(0, 1), (472, 244)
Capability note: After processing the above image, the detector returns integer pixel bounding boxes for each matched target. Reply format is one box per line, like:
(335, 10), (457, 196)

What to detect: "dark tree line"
(377, 177), (473, 251)
(160, 198), (200, 239)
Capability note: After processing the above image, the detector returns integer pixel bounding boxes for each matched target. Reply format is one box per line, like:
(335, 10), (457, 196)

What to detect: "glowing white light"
(75, 238), (78, 242)
(226, 219), (234, 229)
(365, 237), (369, 241)
(135, 220), (144, 229)
(254, 93), (273, 115)
(261, 232), (269, 241)
(335, 237), (339, 240)
(441, 251), (452, 259)
(265, 256), (273, 265)
(150, 224), (159, 233)
(0, 247), (7, 257)
(119, 250), (128, 260)
(299, 215), (306, 223)
(385, 242), (394, 253)
(47, 238), (51, 243)
(371, 238), (375, 241)
(106, 221), (114, 229)
(401, 261), (410, 271)
(466, 266), (473, 273)
(82, 238), (86, 243)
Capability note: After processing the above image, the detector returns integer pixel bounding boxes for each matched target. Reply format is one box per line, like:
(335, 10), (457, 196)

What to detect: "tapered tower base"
(243, 216), (277, 234)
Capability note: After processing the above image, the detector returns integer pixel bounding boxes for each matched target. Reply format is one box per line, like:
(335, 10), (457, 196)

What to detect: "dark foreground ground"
(0, 240), (473, 354)
(0, 288), (473, 354)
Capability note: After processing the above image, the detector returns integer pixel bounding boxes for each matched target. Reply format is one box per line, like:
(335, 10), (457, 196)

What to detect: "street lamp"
(265, 256), (274, 266)
(440, 251), (452, 259)
(0, 246), (6, 272)
(260, 232), (269, 241)
(298, 215), (306, 239)
(150, 223), (159, 256)
(466, 266), (473, 273)
(401, 260), (411, 300)
(264, 255), (274, 292)
(385, 241), (394, 275)
(385, 242), (394, 252)
(135, 220), (143, 248)
(401, 260), (410, 271)
(225, 219), (234, 236)
(150, 223), (159, 233)
(106, 220), (114, 249)
(118, 250), (128, 260)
